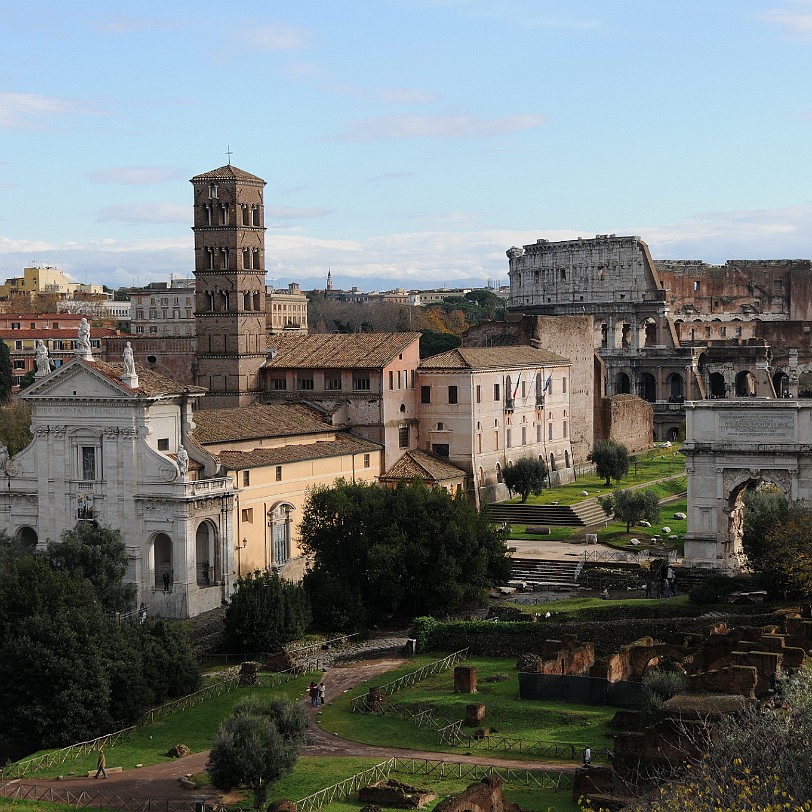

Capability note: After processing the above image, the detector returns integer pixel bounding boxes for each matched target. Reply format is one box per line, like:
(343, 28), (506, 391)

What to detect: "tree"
(587, 439), (629, 486)
(299, 479), (510, 628)
(47, 523), (137, 613)
(224, 569), (311, 653)
(0, 340), (12, 405)
(207, 697), (308, 809)
(599, 488), (660, 532)
(502, 456), (548, 503)
(0, 402), (32, 454)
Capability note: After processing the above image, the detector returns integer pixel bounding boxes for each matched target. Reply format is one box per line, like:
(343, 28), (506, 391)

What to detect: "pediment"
(22, 358), (134, 401)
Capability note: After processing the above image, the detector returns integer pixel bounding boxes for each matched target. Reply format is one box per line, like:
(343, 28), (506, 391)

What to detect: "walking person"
(582, 745), (591, 766)
(308, 681), (318, 707)
(95, 749), (108, 779)
(318, 681), (326, 705)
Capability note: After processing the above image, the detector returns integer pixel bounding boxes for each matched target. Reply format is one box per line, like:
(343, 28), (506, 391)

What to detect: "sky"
(1, 0), (812, 292)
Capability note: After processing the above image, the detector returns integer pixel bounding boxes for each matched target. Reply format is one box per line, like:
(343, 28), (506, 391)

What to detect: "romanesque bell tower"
(191, 164), (267, 407)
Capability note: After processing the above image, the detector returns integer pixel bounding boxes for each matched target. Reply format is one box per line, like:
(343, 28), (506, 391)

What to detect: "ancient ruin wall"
(595, 394), (653, 453)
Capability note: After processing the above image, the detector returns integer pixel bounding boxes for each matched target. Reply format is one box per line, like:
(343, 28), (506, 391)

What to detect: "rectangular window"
(432, 443), (450, 457)
(325, 375), (342, 391)
(81, 447), (96, 481)
(158, 438), (169, 451)
(275, 466), (282, 481)
(494, 383), (500, 401)
(13, 360), (24, 369)
(476, 385), (481, 404)
(562, 376), (568, 394)
(521, 381), (526, 398)
(448, 385), (458, 404)
(297, 376), (314, 390)
(270, 377), (287, 391)
(694, 280), (700, 291)
(242, 470), (250, 487)
(398, 425), (409, 448)
(363, 453), (370, 468)
(241, 508), (253, 523)
(421, 385), (431, 404)
(548, 423), (553, 441)
(506, 429), (512, 448)
(388, 370), (394, 390)
(353, 376), (371, 391)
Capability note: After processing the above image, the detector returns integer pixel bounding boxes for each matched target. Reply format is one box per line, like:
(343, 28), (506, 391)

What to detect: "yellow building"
(189, 401), (382, 580)
(0, 266), (79, 299)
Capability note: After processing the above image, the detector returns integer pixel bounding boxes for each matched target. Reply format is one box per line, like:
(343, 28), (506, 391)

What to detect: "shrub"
(689, 574), (741, 605)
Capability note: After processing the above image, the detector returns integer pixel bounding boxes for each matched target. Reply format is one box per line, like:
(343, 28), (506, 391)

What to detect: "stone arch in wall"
(682, 402), (810, 572)
(616, 372), (631, 394)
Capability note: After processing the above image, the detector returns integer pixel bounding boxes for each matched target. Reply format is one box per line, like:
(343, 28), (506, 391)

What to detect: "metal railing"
(350, 649), (469, 711)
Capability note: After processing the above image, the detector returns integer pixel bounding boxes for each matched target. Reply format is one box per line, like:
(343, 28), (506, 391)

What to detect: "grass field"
(503, 447), (686, 507)
(317, 656), (615, 760)
(13, 671), (320, 780)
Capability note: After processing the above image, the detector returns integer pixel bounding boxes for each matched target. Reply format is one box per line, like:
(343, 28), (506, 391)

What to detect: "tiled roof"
(89, 359), (200, 397)
(419, 346), (569, 370)
(381, 450), (467, 482)
(0, 328), (118, 340)
(217, 434), (381, 469)
(190, 165), (265, 184)
(263, 332), (422, 369)
(192, 402), (332, 444)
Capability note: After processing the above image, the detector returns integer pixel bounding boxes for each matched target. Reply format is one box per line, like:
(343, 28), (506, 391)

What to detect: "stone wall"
(433, 777), (522, 812)
(106, 335), (196, 386)
(595, 394), (653, 452)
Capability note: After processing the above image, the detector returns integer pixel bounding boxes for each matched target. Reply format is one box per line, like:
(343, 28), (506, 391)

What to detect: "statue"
(0, 442), (8, 474)
(123, 342), (136, 376)
(176, 445), (189, 479)
(35, 340), (51, 376)
(76, 317), (91, 355)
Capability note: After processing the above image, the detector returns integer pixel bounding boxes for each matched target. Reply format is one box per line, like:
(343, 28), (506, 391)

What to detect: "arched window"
(153, 533), (172, 590)
(196, 521), (219, 586)
(549, 452), (556, 471)
(496, 463), (502, 483)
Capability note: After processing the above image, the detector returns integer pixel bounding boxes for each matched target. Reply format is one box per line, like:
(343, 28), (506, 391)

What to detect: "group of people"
(645, 565), (678, 598)
(308, 681), (326, 707)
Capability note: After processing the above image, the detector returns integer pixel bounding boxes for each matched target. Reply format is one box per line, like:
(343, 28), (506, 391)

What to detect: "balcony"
(183, 477), (233, 497)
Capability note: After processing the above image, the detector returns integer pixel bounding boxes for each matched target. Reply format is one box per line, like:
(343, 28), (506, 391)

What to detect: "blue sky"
(1, 0), (812, 291)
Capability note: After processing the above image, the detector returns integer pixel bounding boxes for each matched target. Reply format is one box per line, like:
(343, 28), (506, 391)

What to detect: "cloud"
(88, 166), (186, 185)
(267, 206), (334, 220)
(241, 23), (311, 51)
(96, 203), (189, 224)
(760, 2), (812, 40)
(320, 112), (547, 142)
(0, 92), (97, 131)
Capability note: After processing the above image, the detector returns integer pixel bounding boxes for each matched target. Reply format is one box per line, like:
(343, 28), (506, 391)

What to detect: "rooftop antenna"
(226, 145), (233, 166)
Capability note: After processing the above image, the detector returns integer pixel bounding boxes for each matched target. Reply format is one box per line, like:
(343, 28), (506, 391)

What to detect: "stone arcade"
(682, 400), (812, 570)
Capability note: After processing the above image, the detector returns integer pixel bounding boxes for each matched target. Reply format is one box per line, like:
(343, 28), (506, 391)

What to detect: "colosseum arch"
(682, 401), (812, 571)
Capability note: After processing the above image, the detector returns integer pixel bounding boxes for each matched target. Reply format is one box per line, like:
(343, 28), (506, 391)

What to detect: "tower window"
(209, 184), (218, 199)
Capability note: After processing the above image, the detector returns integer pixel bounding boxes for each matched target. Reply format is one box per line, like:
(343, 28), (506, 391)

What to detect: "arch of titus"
(682, 400), (812, 570)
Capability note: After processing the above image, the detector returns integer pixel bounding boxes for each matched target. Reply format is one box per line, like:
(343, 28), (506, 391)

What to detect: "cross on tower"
(226, 145), (233, 165)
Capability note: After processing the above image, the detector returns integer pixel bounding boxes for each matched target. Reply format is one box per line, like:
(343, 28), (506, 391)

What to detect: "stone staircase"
(488, 499), (607, 528)
(509, 557), (582, 590)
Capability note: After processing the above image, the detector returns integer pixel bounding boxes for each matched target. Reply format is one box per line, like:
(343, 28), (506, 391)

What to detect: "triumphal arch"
(682, 401), (812, 570)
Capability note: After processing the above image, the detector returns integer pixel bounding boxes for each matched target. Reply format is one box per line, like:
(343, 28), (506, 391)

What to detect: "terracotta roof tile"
(217, 434), (381, 469)
(192, 402), (331, 444)
(263, 332), (421, 369)
(190, 165), (265, 184)
(88, 359), (200, 397)
(419, 346), (570, 370)
(381, 450), (467, 482)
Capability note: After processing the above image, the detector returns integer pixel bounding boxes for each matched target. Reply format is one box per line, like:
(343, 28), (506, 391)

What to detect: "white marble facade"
(0, 356), (235, 618)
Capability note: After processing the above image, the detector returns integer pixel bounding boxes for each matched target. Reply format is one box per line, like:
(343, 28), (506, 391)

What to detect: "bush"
(689, 574), (741, 605)
(642, 667), (687, 717)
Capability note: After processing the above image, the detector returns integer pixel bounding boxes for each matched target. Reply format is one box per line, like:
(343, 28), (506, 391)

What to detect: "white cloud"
(241, 23), (311, 51)
(88, 166), (186, 185)
(96, 203), (189, 224)
(0, 92), (96, 131)
(760, 2), (812, 41)
(320, 112), (547, 142)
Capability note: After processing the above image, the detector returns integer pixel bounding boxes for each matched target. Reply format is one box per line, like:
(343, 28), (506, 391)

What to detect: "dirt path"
(3, 657), (576, 806)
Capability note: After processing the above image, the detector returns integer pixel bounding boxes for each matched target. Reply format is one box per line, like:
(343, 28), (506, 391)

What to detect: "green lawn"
(503, 448), (686, 507)
(506, 594), (691, 617)
(13, 672), (320, 780)
(597, 495), (687, 554)
(317, 656), (615, 761)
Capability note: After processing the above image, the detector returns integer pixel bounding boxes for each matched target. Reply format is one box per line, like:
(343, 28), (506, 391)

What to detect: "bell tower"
(190, 164), (267, 407)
